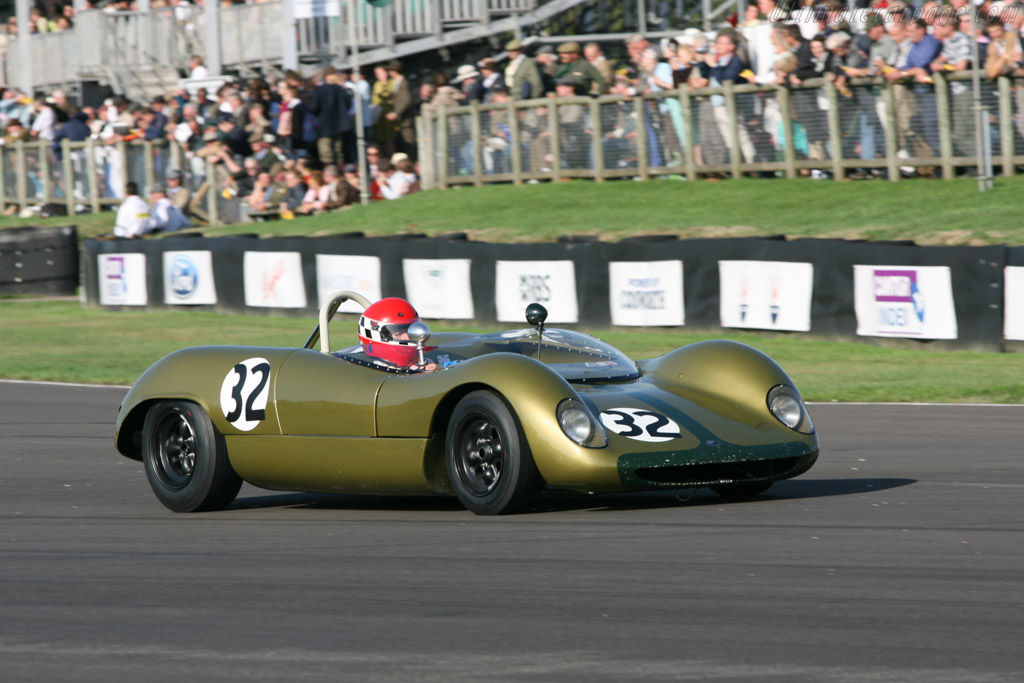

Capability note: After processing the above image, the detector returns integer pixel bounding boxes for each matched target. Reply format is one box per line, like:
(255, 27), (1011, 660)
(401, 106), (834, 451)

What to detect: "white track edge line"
(0, 379), (130, 389)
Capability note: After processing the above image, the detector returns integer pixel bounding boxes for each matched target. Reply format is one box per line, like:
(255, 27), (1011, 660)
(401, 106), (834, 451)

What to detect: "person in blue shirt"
(709, 32), (748, 86)
(148, 96), (170, 140)
(52, 110), (90, 161)
(902, 19), (943, 85)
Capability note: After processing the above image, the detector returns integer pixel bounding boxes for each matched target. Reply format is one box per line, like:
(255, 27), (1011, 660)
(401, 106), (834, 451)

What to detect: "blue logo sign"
(169, 255), (199, 299)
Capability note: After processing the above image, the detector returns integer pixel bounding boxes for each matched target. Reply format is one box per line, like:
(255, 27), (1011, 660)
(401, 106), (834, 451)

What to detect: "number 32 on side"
(220, 357), (271, 432)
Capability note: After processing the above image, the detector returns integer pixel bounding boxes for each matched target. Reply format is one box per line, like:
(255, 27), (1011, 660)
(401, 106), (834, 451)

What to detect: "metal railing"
(418, 72), (1024, 188)
(0, 0), (540, 93)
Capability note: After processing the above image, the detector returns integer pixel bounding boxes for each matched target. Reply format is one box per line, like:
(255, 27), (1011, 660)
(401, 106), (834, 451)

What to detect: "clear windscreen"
(334, 328), (638, 381)
(432, 328), (638, 382)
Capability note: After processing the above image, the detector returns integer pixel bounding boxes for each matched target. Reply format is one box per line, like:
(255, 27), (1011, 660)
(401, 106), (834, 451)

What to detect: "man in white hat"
(453, 65), (485, 103)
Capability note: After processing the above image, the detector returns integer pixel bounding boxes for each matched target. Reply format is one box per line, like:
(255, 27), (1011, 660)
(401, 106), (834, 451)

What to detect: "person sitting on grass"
(149, 185), (191, 233)
(243, 171), (279, 217)
(278, 168), (307, 218)
(113, 181), (155, 238)
(296, 170), (323, 215)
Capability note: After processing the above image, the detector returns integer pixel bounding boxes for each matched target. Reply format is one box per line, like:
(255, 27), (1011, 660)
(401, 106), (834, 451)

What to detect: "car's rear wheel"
(445, 390), (540, 515)
(710, 481), (773, 498)
(142, 400), (242, 512)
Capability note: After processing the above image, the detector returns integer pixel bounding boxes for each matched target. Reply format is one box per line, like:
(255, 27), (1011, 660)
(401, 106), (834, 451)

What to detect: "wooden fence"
(418, 72), (1024, 189)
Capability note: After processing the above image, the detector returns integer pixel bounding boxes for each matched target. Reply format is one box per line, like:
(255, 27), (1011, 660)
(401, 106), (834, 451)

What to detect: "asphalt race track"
(1, 381), (1022, 682)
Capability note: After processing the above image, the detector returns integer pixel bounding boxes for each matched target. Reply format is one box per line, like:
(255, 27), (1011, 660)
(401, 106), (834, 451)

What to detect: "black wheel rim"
(152, 408), (197, 490)
(454, 414), (504, 496)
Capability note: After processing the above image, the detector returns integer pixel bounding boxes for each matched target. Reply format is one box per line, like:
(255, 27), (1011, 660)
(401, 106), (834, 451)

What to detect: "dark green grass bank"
(2, 176), (1022, 245)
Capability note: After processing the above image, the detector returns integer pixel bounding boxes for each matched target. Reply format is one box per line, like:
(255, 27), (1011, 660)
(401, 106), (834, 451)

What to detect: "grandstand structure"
(0, 0), (742, 103)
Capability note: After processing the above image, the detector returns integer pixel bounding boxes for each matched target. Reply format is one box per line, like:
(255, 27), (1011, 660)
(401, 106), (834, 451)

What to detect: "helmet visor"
(378, 323), (414, 344)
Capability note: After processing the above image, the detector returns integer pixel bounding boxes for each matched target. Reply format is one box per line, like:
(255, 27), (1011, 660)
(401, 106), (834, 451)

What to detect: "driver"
(358, 297), (436, 372)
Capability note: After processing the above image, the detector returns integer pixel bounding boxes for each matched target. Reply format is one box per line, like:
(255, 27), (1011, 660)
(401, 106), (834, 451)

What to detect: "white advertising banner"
(163, 250), (217, 305)
(608, 260), (684, 326)
(402, 259), (475, 319)
(1004, 266), (1024, 341)
(854, 265), (957, 339)
(243, 251), (307, 309)
(719, 260), (814, 332)
(495, 260), (578, 323)
(98, 253), (147, 306)
(315, 254), (382, 313)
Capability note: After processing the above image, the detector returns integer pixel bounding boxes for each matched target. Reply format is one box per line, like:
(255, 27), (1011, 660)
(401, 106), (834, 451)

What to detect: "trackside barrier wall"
(0, 226), (78, 295)
(80, 234), (1012, 351)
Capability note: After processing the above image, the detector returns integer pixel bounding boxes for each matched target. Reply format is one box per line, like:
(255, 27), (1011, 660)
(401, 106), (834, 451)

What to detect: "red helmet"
(358, 297), (421, 366)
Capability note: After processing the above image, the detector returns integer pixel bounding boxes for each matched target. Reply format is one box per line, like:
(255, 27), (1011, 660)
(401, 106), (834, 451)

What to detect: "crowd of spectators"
(2, 0), (1024, 225)
(0, 1), (77, 37)
(0, 56), (425, 223)
(404, 0), (1024, 177)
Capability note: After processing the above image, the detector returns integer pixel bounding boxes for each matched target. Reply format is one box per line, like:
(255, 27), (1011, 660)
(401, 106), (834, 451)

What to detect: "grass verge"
(2, 176), (1023, 245)
(2, 300), (1021, 403)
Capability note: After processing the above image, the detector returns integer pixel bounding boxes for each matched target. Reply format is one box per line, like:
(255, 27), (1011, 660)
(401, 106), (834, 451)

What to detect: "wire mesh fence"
(598, 100), (639, 173)
(733, 90), (766, 165)
(479, 105), (513, 177)
(690, 93), (727, 168)
(522, 104), (550, 174)
(445, 111), (474, 177)
(1012, 84), (1024, 158)
(557, 100), (593, 171)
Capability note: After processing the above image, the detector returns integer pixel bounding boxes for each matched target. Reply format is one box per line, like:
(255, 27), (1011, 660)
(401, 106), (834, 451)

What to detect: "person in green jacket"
(553, 41), (607, 96)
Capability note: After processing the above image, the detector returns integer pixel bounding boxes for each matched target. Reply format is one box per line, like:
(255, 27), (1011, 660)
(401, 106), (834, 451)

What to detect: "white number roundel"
(219, 357), (271, 432)
(599, 407), (682, 442)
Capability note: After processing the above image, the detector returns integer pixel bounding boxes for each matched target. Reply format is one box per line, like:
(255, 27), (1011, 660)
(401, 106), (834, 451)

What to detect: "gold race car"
(114, 291), (819, 515)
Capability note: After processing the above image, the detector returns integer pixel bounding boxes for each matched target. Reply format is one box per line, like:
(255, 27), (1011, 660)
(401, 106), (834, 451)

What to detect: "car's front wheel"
(142, 400), (242, 512)
(445, 391), (540, 515)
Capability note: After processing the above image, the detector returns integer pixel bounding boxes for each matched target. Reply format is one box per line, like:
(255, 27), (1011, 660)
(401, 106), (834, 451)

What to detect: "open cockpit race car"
(114, 291), (819, 515)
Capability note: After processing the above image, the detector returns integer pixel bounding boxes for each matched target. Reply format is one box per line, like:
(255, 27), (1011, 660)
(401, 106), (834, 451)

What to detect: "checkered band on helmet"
(358, 298), (421, 366)
(358, 315), (415, 346)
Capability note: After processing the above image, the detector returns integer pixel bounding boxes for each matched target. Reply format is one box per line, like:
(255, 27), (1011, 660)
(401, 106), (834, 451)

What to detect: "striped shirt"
(940, 31), (972, 68)
(940, 30), (972, 95)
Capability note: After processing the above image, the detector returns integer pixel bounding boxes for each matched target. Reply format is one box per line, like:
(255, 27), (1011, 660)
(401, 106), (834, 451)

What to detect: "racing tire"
(445, 390), (540, 515)
(710, 482), (774, 498)
(142, 400), (242, 512)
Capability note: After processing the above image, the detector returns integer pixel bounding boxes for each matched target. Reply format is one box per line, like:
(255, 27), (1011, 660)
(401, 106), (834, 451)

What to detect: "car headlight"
(557, 398), (608, 448)
(767, 385), (814, 434)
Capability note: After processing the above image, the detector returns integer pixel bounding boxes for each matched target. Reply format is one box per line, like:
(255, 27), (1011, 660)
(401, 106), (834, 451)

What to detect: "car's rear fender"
(115, 346), (297, 459)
